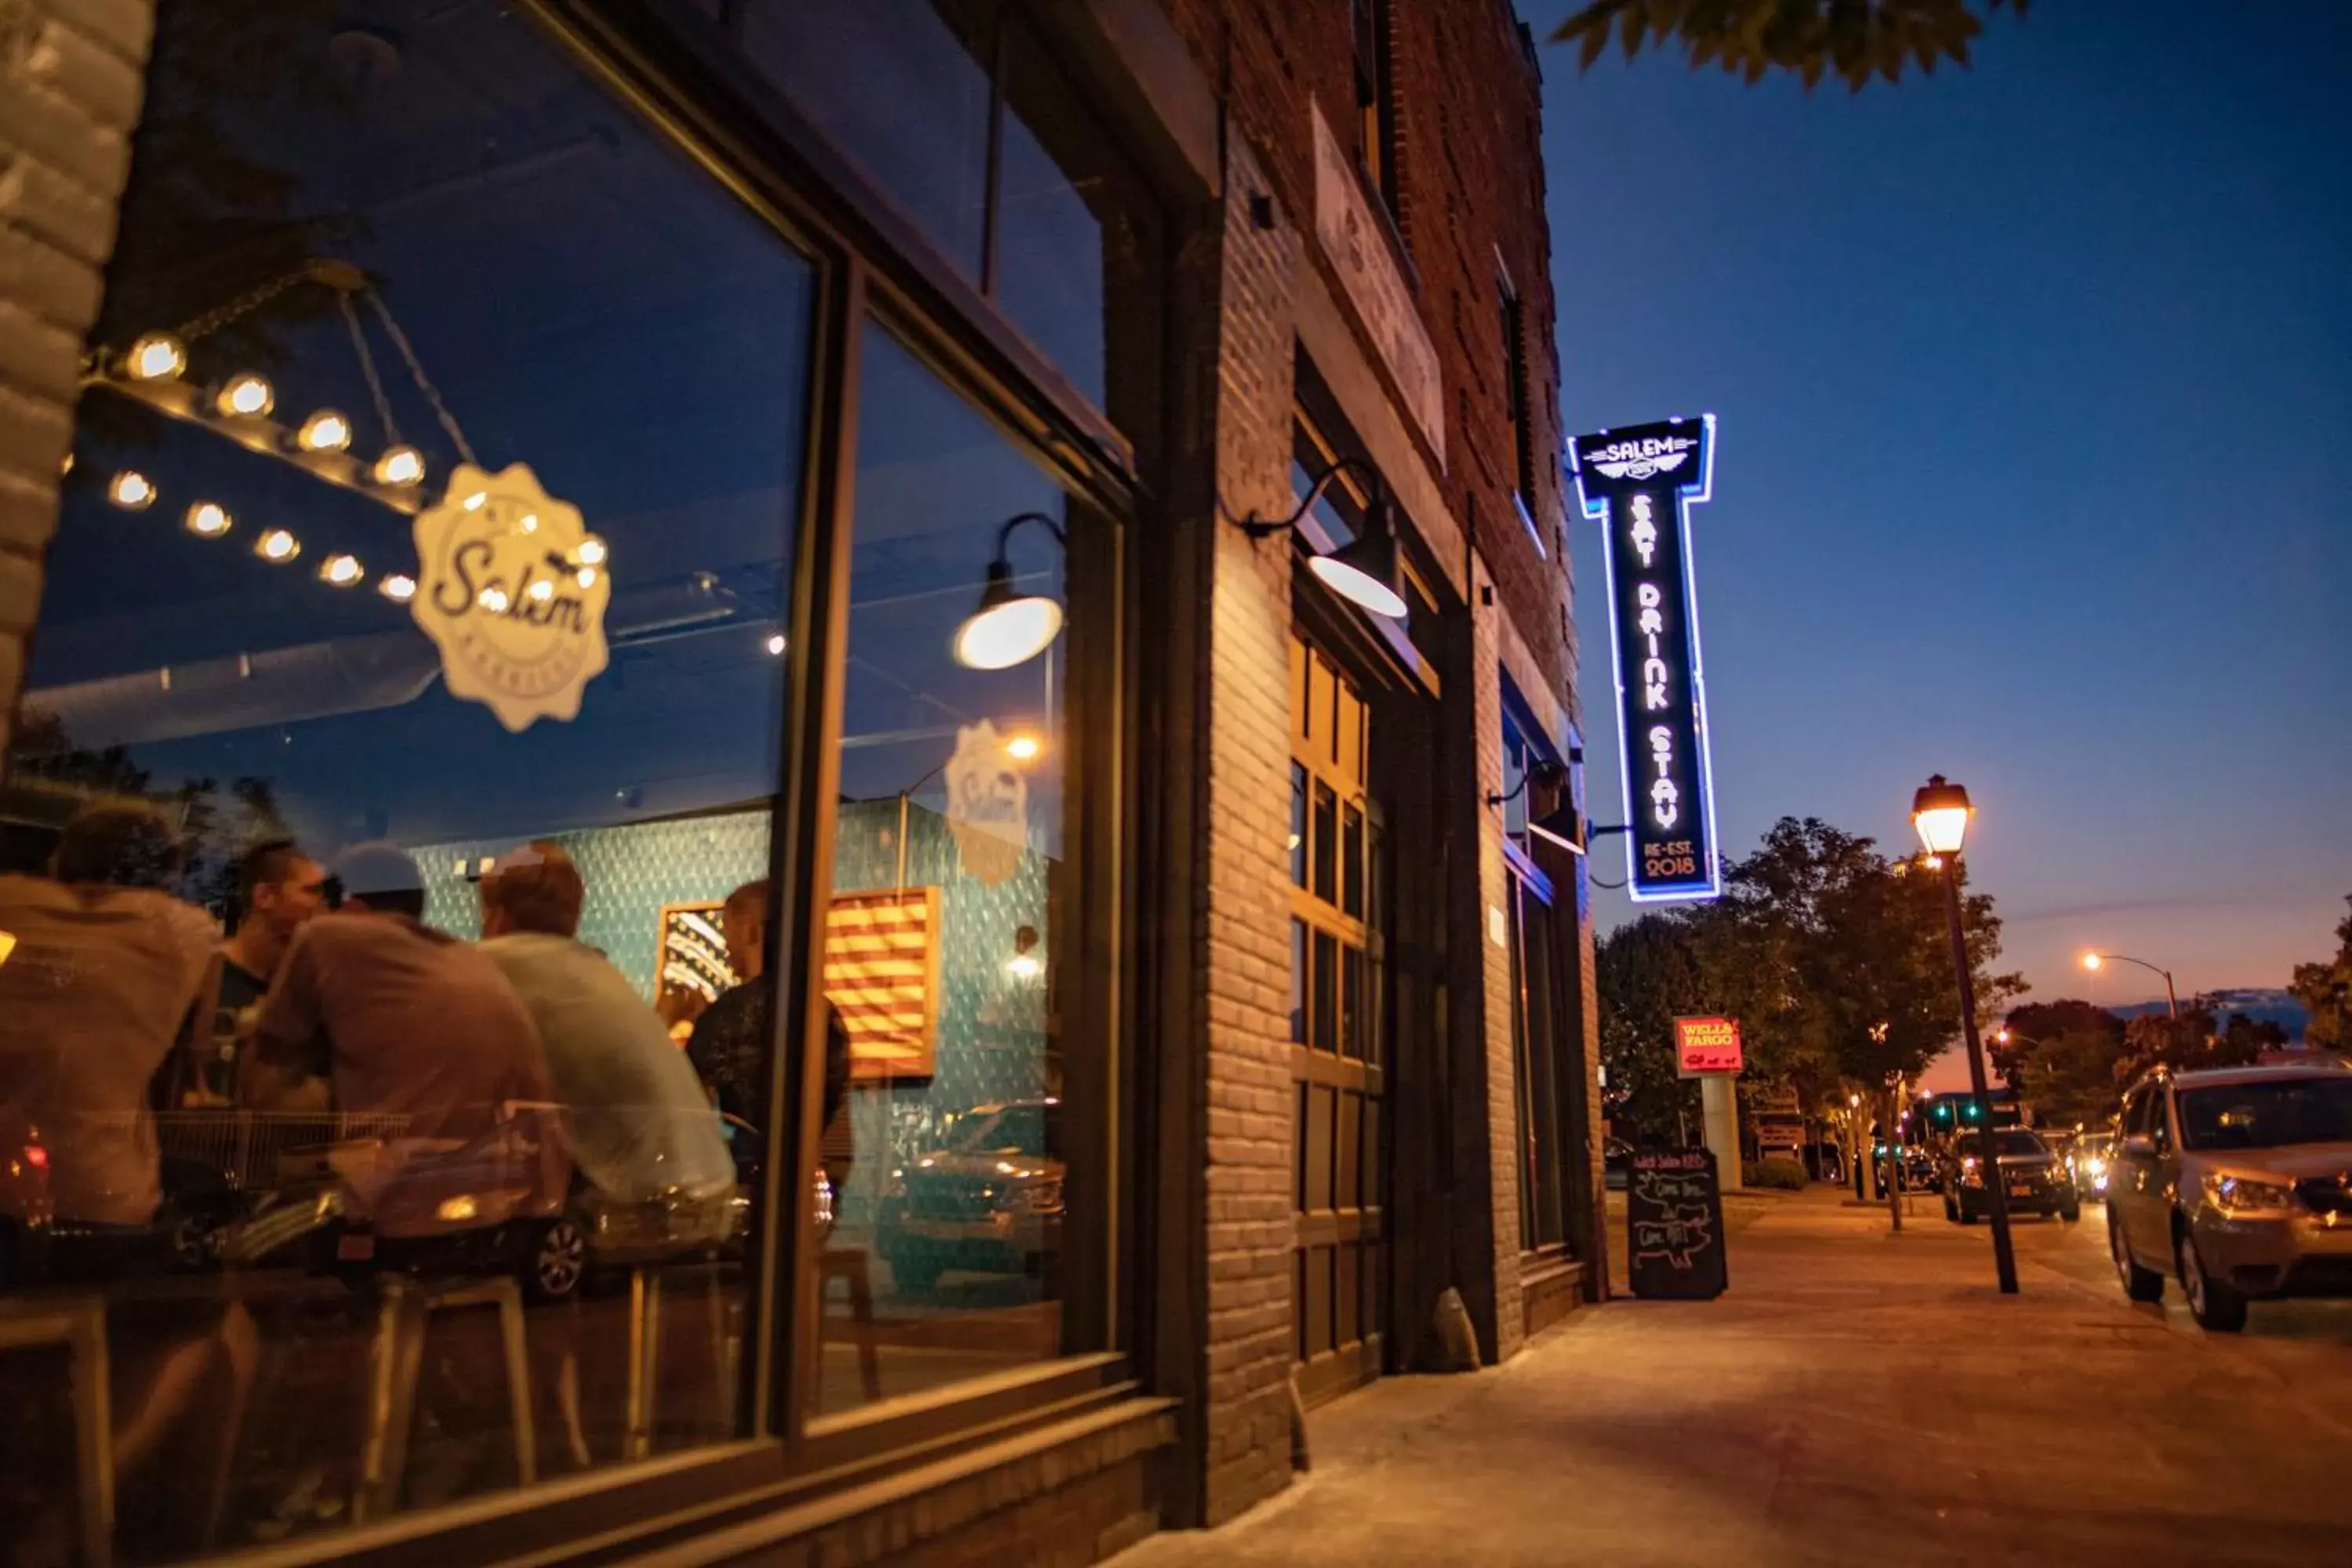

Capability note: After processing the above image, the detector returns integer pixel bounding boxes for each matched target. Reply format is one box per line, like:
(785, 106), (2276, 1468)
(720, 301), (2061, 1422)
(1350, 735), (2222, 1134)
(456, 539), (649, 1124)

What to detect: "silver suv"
(2107, 1062), (2352, 1331)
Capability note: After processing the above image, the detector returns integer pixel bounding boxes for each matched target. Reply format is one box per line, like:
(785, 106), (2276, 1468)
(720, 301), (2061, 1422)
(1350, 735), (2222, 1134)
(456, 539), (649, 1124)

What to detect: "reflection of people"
(686, 879), (851, 1188)
(220, 839), (328, 1007)
(245, 843), (558, 1153)
(0, 802), (219, 1228)
(477, 842), (732, 1203)
(205, 840), (328, 1098)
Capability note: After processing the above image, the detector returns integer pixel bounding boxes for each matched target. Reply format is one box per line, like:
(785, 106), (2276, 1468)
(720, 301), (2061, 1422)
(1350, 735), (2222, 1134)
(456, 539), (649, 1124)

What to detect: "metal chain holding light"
(1229, 456), (1408, 619)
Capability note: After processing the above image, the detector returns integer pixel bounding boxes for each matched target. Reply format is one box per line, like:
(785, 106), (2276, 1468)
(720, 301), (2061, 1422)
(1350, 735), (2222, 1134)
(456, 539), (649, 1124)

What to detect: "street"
(1123, 1184), (2352, 1568)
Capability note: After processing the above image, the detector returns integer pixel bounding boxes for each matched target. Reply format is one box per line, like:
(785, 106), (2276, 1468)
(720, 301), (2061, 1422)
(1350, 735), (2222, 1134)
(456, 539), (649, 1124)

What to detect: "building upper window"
(725, 1), (1146, 414)
(1351, 0), (1399, 220)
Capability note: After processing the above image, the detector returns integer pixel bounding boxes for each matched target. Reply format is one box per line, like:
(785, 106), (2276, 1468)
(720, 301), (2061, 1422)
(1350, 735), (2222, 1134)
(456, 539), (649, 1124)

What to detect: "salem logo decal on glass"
(411, 461), (612, 732)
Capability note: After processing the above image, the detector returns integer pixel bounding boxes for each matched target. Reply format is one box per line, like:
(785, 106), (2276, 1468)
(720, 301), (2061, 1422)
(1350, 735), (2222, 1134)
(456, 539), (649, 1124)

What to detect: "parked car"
(2065, 1131), (2115, 1200)
(1940, 1127), (2080, 1224)
(878, 1100), (1063, 1292)
(2107, 1062), (2352, 1332)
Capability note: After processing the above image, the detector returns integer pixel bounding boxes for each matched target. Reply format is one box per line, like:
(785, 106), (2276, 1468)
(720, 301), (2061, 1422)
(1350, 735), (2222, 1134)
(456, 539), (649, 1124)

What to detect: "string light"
(379, 574), (418, 603)
(574, 537), (607, 566)
(318, 553), (364, 587)
(183, 501), (231, 538)
(255, 528), (299, 564)
(216, 373), (274, 419)
(765, 633), (786, 656)
(528, 578), (554, 603)
(126, 333), (187, 382)
(373, 445), (424, 487)
(477, 585), (510, 613)
(296, 409), (353, 453)
(107, 470), (156, 510)
(461, 491), (486, 511)
(517, 512), (539, 535)
(574, 566), (598, 590)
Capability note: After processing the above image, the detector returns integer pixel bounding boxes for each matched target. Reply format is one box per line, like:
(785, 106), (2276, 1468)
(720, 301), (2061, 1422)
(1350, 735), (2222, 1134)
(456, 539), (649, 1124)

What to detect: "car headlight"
(1023, 1180), (1064, 1214)
(2203, 1172), (2295, 1215)
(1959, 1156), (1982, 1185)
(2083, 1156), (2105, 1178)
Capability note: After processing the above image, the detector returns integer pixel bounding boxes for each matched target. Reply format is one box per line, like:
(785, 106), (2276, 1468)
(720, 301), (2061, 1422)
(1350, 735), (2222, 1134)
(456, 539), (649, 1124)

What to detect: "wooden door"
(1288, 634), (1386, 1406)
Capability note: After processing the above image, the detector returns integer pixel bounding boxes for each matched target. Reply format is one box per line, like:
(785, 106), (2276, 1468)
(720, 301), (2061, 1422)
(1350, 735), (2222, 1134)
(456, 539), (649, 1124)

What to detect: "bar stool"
(818, 1248), (883, 1402)
(353, 1276), (535, 1522)
(619, 1261), (742, 1461)
(0, 1296), (113, 1567)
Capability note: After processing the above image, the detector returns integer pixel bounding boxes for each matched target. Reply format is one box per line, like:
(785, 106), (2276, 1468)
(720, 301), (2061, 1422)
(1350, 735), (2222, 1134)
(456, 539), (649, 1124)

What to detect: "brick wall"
(1195, 133), (1302, 1526)
(1160, 0), (1571, 708)
(0, 0), (153, 748)
(1469, 551), (1525, 1363)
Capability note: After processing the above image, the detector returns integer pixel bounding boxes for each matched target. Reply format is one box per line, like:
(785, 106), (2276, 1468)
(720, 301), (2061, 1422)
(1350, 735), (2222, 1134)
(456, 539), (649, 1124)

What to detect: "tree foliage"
(1595, 815), (2024, 1139)
(2290, 895), (2352, 1052)
(2116, 1006), (2280, 1088)
(1550, 0), (2030, 92)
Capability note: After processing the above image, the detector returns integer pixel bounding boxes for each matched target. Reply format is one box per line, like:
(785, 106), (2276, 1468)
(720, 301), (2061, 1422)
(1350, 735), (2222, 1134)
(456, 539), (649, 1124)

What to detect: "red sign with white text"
(1674, 1015), (1743, 1076)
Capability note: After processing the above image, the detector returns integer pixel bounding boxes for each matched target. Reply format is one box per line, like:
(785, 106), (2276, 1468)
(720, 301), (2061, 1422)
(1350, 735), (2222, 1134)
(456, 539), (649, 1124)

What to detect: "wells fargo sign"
(1673, 1015), (1743, 1077)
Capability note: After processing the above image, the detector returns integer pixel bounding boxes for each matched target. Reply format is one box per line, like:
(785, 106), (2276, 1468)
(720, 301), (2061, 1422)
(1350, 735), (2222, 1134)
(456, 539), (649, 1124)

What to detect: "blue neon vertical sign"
(1569, 415), (1721, 902)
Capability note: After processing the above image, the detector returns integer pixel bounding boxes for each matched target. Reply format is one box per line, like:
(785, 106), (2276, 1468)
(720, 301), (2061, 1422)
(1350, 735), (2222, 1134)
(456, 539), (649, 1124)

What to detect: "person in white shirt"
(477, 841), (733, 1207)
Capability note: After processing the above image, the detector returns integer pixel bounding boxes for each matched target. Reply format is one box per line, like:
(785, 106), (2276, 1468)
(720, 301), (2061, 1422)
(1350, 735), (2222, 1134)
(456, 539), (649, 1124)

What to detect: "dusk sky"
(1525, 0), (2352, 1018)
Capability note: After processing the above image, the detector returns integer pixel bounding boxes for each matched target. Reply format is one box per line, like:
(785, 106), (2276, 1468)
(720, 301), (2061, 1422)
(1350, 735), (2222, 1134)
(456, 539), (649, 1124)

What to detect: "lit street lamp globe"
(1911, 774), (1973, 858)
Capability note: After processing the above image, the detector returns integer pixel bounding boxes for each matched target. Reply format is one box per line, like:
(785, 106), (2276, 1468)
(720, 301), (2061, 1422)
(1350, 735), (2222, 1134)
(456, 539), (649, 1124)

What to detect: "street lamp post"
(1912, 775), (2018, 1296)
(2081, 951), (2179, 1019)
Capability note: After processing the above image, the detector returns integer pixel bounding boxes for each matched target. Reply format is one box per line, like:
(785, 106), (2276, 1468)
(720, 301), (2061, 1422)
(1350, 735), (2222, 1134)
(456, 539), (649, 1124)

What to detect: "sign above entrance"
(1311, 102), (1444, 466)
(1570, 415), (1720, 903)
(1674, 1014), (1743, 1076)
(412, 462), (611, 732)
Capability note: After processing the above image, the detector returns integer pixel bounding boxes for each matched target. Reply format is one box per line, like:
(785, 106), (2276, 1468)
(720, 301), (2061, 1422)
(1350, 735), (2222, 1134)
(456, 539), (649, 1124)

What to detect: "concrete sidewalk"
(1122, 1186), (2352, 1567)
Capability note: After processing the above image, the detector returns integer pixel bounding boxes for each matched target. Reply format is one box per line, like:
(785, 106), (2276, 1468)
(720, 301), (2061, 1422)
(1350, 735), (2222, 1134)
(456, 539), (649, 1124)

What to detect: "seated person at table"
(199, 838), (328, 1098)
(0, 801), (219, 1230)
(477, 842), (732, 1205)
(245, 842), (566, 1229)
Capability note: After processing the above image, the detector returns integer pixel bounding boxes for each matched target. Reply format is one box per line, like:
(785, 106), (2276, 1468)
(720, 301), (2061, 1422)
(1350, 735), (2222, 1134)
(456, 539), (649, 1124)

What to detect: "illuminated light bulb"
(764, 633), (786, 657)
(296, 409), (353, 452)
(574, 536), (607, 567)
(216, 372), (274, 418)
(372, 445), (424, 487)
(528, 578), (554, 603)
(1007, 953), (1044, 980)
(2082, 953), (2103, 972)
(461, 491), (486, 511)
(183, 501), (232, 538)
(60, 452), (74, 476)
(126, 333), (187, 382)
(1005, 734), (1042, 762)
(575, 566), (598, 590)
(379, 573), (417, 603)
(254, 528), (299, 564)
(478, 585), (511, 613)
(517, 512), (539, 535)
(318, 553), (363, 587)
(108, 470), (156, 510)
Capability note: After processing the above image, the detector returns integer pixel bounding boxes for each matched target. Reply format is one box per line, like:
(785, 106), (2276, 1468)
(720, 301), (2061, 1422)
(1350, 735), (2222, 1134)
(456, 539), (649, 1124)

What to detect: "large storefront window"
(2, 4), (811, 1557)
(814, 324), (1083, 1414)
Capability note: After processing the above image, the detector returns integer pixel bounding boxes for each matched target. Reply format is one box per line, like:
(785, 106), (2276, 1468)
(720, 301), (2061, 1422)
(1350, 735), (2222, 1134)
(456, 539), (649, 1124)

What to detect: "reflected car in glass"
(2107, 1062), (2352, 1333)
(1940, 1127), (2081, 1224)
(879, 1100), (1062, 1292)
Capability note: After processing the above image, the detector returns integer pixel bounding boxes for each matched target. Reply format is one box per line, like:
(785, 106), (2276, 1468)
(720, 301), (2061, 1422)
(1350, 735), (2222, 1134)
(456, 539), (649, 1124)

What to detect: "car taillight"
(21, 1144), (47, 1171)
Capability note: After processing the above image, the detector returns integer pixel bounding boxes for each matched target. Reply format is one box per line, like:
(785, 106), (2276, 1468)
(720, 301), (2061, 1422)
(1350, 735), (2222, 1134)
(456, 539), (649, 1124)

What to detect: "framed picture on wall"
(659, 900), (736, 1036)
(826, 887), (942, 1081)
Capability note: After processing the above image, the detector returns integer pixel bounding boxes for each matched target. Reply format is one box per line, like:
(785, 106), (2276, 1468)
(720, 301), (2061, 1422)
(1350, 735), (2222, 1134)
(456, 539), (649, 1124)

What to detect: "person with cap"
(476, 840), (732, 1209)
(245, 842), (562, 1178)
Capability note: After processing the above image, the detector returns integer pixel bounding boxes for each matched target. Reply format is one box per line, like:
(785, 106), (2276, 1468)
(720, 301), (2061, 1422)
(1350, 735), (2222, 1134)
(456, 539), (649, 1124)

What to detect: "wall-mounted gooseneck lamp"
(1232, 456), (1408, 619)
(953, 511), (1068, 670)
(1486, 758), (1588, 856)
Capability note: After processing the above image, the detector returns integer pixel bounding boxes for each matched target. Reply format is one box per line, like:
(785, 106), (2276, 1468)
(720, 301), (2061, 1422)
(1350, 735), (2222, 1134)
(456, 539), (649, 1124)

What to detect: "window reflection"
(816, 325), (1076, 1415)
(0, 4), (809, 1556)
